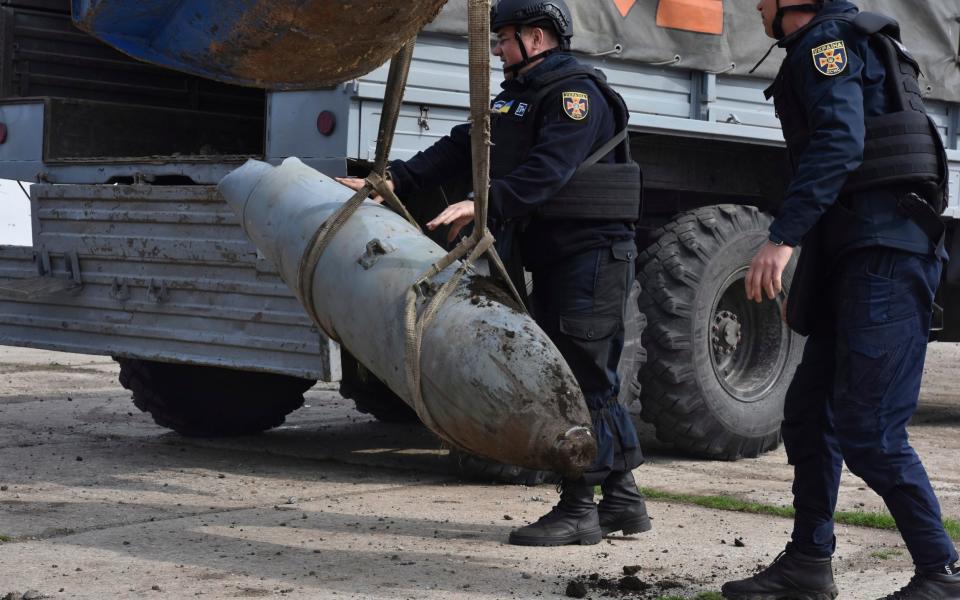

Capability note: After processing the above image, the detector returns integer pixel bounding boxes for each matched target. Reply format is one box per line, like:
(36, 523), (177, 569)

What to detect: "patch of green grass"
(870, 549), (905, 560)
(0, 534), (11, 543)
(943, 519), (960, 540)
(640, 488), (960, 541)
(835, 509), (896, 531)
(641, 488), (793, 519)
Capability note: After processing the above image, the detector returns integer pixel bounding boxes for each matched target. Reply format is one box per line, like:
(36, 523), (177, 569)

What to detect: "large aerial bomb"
(218, 158), (597, 478)
(72, 0), (450, 89)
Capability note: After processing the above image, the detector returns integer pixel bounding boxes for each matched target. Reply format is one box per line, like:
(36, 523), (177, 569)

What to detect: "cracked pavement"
(0, 346), (958, 599)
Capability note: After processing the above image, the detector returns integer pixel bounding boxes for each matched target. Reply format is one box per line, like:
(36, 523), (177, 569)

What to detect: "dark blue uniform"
(390, 52), (642, 484)
(768, 1), (957, 572)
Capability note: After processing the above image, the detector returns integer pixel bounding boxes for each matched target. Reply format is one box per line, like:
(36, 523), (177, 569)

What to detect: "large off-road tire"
(116, 358), (315, 437)
(338, 350), (418, 423)
(637, 205), (805, 459)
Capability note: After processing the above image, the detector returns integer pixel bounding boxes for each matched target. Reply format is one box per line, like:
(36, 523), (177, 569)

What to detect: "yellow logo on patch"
(562, 92), (589, 121)
(811, 41), (848, 76)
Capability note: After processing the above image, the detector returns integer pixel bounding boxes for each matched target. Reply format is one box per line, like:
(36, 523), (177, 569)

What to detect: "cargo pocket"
(837, 316), (915, 420)
(593, 241), (636, 316)
(558, 314), (622, 406)
(559, 313), (621, 343)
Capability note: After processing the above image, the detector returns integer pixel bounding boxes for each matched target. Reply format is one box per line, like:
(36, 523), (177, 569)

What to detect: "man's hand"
(334, 176), (394, 204)
(745, 241), (794, 303)
(426, 200), (475, 242)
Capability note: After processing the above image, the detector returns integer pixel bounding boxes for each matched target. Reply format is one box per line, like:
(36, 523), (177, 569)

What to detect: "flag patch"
(562, 92), (589, 121)
(811, 41), (847, 77)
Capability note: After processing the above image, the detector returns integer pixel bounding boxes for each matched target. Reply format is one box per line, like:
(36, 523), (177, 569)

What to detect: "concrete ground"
(0, 345), (958, 599)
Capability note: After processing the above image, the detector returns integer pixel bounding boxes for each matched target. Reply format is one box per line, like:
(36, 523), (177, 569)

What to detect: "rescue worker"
(337, 0), (649, 547)
(723, 0), (960, 598)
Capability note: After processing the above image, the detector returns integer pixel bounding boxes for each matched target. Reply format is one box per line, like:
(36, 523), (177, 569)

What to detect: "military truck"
(1, 0), (958, 476)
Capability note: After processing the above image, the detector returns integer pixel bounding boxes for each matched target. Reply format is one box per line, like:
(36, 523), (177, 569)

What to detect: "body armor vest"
(490, 63), (642, 221)
(765, 11), (948, 213)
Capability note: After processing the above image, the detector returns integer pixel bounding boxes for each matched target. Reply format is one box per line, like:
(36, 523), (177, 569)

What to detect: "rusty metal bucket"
(71, 0), (450, 89)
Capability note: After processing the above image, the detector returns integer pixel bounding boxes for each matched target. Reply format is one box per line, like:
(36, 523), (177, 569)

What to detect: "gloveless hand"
(745, 241), (794, 303)
(334, 176), (394, 204)
(426, 200), (476, 242)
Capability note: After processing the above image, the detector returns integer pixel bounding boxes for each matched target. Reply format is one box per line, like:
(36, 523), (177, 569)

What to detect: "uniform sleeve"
(769, 31), (867, 247)
(388, 122), (472, 196)
(488, 81), (613, 221)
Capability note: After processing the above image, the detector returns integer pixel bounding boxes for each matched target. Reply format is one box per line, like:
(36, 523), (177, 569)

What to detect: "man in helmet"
(337, 0), (648, 547)
(721, 1), (959, 598)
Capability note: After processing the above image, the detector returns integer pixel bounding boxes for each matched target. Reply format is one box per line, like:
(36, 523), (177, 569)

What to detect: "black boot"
(597, 469), (652, 536)
(721, 545), (839, 600)
(508, 479), (602, 547)
(876, 570), (960, 599)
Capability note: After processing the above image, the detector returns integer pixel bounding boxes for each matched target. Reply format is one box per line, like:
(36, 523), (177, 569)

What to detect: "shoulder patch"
(811, 41), (848, 77)
(562, 91), (589, 121)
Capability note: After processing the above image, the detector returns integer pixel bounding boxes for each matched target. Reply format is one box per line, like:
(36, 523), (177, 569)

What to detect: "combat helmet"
(490, 0), (572, 75)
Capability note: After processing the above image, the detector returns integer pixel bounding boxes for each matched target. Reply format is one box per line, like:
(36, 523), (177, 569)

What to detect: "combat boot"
(597, 469), (652, 536)
(721, 545), (839, 600)
(508, 479), (602, 546)
(876, 568), (960, 599)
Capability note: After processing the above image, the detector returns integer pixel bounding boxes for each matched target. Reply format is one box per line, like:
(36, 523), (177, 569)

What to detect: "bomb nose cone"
(548, 426), (598, 480)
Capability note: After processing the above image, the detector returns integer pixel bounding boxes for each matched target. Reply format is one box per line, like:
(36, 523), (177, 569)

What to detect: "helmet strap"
(504, 26), (564, 77)
(773, 0), (820, 39)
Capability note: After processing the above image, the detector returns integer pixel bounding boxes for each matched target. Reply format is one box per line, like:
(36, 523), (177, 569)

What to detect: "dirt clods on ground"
(565, 579), (588, 598)
(566, 572), (700, 598)
(2, 592), (45, 600)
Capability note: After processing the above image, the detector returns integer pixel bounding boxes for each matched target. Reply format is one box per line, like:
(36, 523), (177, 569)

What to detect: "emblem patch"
(492, 99), (515, 114)
(562, 92), (589, 121)
(515, 102), (528, 117)
(811, 41), (847, 76)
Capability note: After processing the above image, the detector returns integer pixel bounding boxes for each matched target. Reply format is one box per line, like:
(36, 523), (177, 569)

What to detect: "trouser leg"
(831, 249), (958, 571)
(782, 326), (844, 558)
(531, 240), (643, 486)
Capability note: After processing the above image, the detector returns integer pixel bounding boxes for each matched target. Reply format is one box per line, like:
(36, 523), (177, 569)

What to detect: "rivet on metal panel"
(110, 278), (131, 301)
(147, 279), (169, 303)
(358, 238), (397, 270)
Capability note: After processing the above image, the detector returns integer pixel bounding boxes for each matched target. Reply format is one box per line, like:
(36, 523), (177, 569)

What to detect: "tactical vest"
(765, 11), (948, 213)
(490, 63), (642, 221)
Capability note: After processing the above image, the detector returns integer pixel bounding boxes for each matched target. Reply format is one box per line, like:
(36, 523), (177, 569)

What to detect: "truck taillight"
(316, 111), (336, 137)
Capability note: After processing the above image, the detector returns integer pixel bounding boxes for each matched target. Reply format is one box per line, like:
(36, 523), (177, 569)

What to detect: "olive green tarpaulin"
(427, 0), (960, 104)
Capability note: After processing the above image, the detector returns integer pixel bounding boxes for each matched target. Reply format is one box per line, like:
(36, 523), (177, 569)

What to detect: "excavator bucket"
(70, 0), (449, 89)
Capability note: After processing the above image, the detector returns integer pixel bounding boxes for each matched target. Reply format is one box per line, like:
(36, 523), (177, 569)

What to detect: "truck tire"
(116, 358), (314, 437)
(339, 350), (418, 423)
(637, 205), (804, 459)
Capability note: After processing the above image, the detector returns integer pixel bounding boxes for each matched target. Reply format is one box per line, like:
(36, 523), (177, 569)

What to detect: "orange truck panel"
(655, 0), (724, 35)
